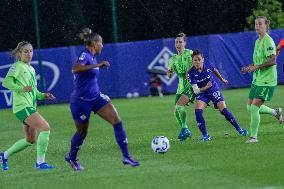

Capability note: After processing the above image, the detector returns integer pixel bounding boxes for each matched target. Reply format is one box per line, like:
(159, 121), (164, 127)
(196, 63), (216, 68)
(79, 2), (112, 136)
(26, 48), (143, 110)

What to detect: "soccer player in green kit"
(0, 41), (56, 170)
(167, 33), (195, 141)
(241, 16), (283, 143)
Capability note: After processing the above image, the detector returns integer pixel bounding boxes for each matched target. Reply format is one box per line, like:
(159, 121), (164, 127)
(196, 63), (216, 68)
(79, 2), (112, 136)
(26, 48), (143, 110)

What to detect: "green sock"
(174, 111), (183, 128)
(250, 104), (260, 138)
(259, 105), (276, 115)
(176, 105), (188, 128)
(6, 138), (32, 157)
(247, 104), (251, 113)
(37, 131), (50, 163)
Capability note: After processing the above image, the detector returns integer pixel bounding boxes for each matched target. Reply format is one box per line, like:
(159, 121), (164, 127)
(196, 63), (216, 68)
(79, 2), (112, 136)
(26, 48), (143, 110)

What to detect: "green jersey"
(2, 61), (45, 113)
(253, 33), (277, 86)
(168, 49), (193, 94)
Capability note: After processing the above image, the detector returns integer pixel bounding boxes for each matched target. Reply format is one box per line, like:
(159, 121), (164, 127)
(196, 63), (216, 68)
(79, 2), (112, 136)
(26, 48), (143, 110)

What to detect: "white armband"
(192, 84), (201, 94)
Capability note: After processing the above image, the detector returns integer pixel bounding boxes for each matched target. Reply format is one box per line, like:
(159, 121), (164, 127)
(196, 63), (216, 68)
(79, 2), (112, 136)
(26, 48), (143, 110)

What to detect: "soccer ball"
(151, 136), (170, 153)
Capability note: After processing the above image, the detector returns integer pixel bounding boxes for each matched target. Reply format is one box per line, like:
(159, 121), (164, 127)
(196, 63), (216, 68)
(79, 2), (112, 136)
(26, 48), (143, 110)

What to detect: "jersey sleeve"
(2, 63), (23, 92)
(36, 89), (45, 100)
(188, 69), (197, 85)
(76, 52), (89, 65)
(264, 37), (276, 57)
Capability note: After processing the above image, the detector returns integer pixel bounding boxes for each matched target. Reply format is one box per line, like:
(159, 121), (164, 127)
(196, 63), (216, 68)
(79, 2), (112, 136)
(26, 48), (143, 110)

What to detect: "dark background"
(1, 0), (283, 52)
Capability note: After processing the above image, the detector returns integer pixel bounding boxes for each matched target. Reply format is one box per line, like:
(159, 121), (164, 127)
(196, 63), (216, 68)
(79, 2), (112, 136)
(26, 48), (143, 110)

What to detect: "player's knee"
(78, 130), (88, 138)
(25, 134), (36, 144)
(26, 138), (36, 144)
(38, 122), (50, 132)
(111, 116), (121, 125)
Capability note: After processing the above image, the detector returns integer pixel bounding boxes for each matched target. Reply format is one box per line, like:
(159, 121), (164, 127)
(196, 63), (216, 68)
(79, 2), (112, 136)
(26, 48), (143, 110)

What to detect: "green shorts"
(14, 107), (37, 125)
(248, 84), (275, 101)
(174, 87), (196, 105)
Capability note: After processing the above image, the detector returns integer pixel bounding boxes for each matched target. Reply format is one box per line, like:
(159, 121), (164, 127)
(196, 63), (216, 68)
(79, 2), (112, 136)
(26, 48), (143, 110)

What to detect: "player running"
(167, 33), (195, 141)
(241, 16), (283, 143)
(1, 41), (56, 170)
(188, 50), (248, 141)
(65, 28), (139, 171)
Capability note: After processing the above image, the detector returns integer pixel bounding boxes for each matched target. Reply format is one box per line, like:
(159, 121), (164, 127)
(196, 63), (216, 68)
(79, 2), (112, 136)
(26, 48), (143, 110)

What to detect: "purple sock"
(220, 108), (241, 131)
(69, 132), (86, 160)
(113, 122), (129, 158)
(195, 109), (208, 137)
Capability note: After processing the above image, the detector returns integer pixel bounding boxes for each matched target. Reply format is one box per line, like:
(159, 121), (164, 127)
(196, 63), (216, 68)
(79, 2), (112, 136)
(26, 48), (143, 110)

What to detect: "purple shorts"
(196, 90), (224, 109)
(70, 93), (110, 123)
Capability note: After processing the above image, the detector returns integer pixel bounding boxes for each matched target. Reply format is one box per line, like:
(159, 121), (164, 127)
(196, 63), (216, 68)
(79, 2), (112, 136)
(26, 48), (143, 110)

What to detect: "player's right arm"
(2, 64), (31, 93)
(72, 61), (110, 74)
(72, 52), (110, 74)
(192, 81), (212, 94)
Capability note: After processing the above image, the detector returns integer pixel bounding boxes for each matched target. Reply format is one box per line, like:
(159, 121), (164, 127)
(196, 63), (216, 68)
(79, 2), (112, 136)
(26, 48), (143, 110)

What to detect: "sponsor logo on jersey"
(79, 52), (86, 60)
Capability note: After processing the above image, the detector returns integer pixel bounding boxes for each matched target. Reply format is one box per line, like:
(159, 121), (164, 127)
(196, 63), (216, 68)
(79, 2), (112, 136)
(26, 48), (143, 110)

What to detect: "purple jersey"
(188, 63), (220, 94)
(71, 48), (100, 100)
(189, 63), (224, 108)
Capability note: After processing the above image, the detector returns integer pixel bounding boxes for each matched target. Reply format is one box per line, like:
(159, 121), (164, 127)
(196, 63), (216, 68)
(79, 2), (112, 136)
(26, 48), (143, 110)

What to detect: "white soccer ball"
(151, 136), (170, 153)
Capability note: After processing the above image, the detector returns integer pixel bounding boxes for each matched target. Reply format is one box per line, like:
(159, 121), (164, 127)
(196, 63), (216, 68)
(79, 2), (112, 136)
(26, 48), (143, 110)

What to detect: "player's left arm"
(213, 68), (228, 84)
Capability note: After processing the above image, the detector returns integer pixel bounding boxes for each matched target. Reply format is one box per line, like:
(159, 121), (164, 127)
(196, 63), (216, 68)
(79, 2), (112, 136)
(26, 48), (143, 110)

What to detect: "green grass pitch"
(0, 86), (284, 189)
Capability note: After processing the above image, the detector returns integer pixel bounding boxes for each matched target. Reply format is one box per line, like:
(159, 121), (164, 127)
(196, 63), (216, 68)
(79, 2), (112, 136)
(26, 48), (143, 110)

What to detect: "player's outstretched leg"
(259, 105), (283, 124)
(0, 138), (33, 171)
(220, 108), (248, 136)
(113, 122), (140, 167)
(195, 109), (210, 141)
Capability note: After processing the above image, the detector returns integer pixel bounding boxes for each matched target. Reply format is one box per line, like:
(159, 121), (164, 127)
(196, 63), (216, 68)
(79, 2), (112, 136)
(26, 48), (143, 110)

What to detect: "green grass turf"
(0, 86), (284, 189)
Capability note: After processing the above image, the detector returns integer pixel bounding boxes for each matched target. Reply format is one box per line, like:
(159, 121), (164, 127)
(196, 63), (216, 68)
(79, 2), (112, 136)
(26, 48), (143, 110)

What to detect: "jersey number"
(260, 87), (267, 97)
(213, 91), (221, 100)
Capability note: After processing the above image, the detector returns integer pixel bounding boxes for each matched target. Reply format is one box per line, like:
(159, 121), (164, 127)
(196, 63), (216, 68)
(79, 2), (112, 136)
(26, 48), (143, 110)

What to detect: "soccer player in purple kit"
(65, 28), (139, 171)
(188, 50), (249, 141)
